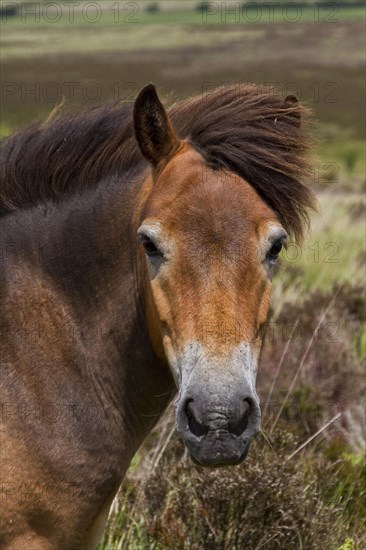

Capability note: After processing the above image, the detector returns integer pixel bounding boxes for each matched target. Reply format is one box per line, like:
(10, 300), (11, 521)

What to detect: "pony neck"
(4, 176), (175, 463)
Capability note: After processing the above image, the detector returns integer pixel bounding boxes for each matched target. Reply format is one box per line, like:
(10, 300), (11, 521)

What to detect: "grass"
(271, 191), (365, 311)
(305, 194), (365, 286)
(0, 122), (12, 139)
(319, 139), (366, 182)
(97, 422), (365, 549)
(0, 23), (252, 59)
(1, 14), (364, 143)
(1, 5), (365, 27)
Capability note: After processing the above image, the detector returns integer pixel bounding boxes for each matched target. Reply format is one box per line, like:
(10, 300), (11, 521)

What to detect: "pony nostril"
(186, 400), (208, 438)
(182, 397), (259, 440)
(229, 399), (251, 437)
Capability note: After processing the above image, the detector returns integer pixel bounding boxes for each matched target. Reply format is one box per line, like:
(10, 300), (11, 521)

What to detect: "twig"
(286, 412), (342, 460)
(270, 291), (339, 435)
(263, 318), (299, 420)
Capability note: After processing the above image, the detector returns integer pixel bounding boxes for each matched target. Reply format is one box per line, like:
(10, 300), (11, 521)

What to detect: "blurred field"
(1, 5), (365, 182)
(1, 1), (365, 548)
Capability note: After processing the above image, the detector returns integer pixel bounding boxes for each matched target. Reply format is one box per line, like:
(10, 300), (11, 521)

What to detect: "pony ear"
(133, 84), (180, 167)
(284, 94), (301, 127)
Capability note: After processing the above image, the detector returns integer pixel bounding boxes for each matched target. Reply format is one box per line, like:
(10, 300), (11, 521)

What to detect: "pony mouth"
(186, 440), (251, 468)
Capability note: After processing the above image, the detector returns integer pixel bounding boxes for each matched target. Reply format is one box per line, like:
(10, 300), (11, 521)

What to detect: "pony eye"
(268, 239), (284, 262)
(141, 236), (162, 259)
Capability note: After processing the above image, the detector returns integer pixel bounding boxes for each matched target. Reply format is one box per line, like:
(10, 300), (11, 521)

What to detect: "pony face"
(134, 85), (289, 466)
(139, 148), (287, 465)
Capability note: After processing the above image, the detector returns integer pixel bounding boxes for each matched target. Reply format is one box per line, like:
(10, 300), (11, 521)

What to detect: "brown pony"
(0, 84), (315, 548)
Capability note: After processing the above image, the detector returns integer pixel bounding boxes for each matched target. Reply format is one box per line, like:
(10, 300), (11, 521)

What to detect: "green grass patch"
(1, 5), (365, 28)
(0, 122), (12, 139)
(319, 139), (366, 180)
(0, 21), (251, 59)
(272, 192), (365, 307)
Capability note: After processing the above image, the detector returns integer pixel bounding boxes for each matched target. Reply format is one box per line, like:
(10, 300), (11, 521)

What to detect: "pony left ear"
(133, 84), (180, 167)
(284, 94), (301, 127)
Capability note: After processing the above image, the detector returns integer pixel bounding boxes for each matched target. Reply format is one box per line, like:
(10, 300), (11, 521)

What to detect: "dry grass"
(1, 19), (365, 144)
(271, 191), (366, 311)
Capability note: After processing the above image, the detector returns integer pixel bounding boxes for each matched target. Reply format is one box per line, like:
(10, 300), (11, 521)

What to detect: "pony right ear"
(133, 84), (180, 167)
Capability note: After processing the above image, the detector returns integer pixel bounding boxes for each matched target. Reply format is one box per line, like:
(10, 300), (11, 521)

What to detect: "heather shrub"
(105, 431), (343, 550)
(347, 200), (365, 222)
(259, 282), (365, 445)
(100, 428), (365, 549)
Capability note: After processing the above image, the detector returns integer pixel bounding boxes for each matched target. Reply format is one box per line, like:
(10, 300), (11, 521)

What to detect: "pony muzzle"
(176, 390), (261, 467)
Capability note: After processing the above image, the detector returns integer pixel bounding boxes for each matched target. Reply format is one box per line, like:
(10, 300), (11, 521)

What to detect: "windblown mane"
(0, 85), (315, 240)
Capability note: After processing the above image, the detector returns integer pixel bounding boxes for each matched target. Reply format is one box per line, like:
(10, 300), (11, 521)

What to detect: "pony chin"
(187, 439), (251, 468)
